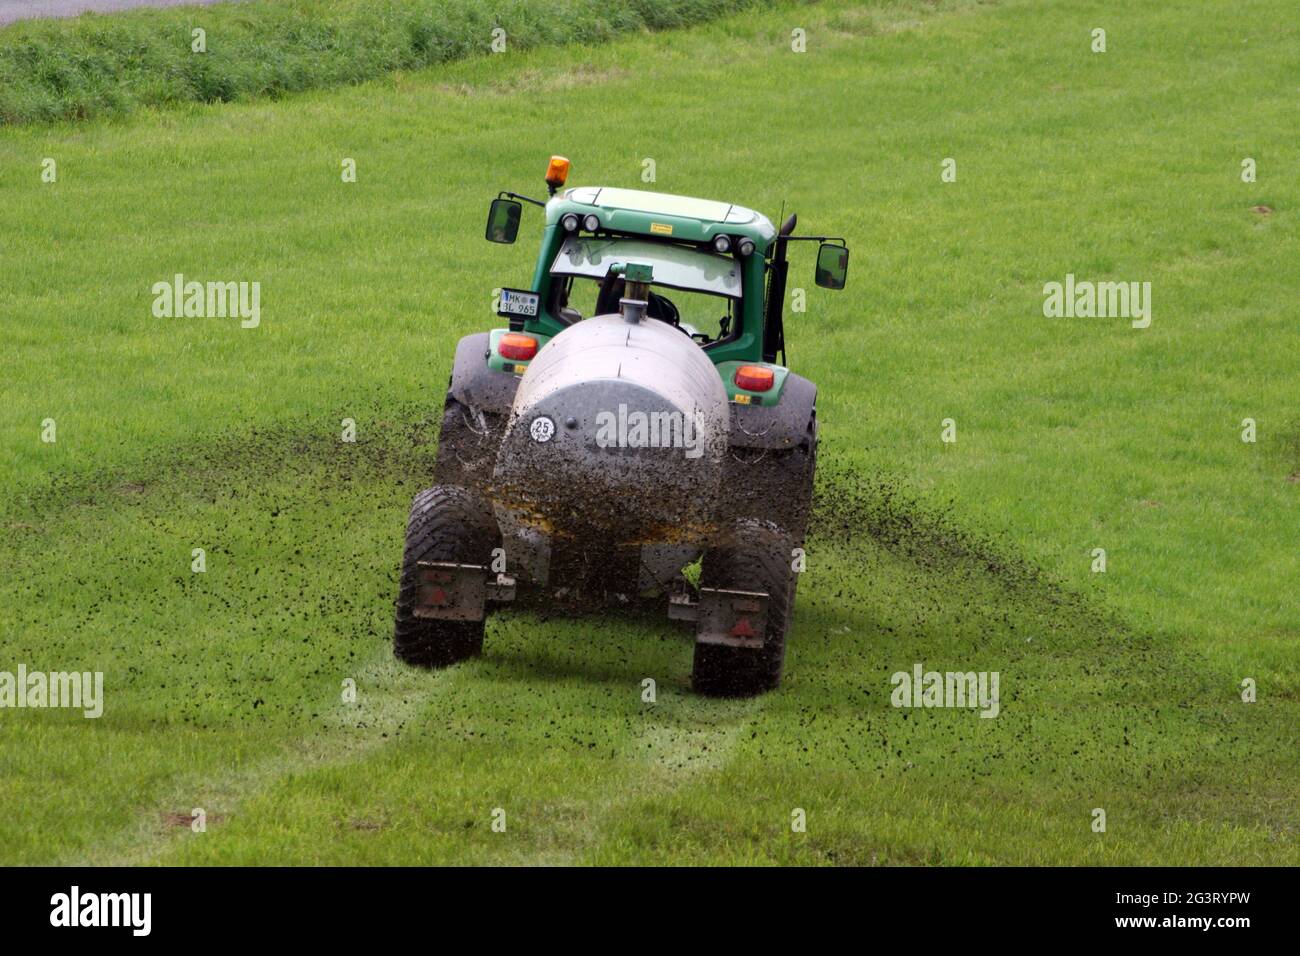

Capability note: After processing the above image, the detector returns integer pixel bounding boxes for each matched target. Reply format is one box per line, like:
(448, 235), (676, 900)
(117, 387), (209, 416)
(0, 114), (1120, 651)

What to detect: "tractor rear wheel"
(394, 485), (498, 668)
(691, 520), (797, 697)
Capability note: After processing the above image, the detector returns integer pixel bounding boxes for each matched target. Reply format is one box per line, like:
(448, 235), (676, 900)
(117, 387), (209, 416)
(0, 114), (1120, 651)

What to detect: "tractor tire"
(691, 520), (797, 697)
(394, 485), (498, 668)
(433, 394), (503, 491)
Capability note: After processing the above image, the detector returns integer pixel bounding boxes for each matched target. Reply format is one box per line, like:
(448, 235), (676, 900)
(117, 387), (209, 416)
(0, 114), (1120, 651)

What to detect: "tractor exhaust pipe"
(614, 261), (652, 324)
(620, 297), (647, 324)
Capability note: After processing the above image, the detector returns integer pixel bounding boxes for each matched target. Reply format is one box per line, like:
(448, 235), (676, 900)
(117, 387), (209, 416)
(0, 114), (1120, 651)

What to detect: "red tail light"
(499, 332), (538, 361)
(734, 365), (775, 392)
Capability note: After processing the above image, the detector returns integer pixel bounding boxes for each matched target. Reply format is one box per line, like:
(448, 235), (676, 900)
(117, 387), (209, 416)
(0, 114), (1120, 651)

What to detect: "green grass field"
(0, 0), (781, 124)
(1, 0), (1296, 865)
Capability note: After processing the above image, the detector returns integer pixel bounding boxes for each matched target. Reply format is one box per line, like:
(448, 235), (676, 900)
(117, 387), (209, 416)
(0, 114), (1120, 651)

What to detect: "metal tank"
(492, 299), (729, 544)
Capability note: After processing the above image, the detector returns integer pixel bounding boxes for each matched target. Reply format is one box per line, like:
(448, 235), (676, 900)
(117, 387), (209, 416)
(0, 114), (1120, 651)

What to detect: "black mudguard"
(447, 332), (520, 416)
(728, 371), (817, 450)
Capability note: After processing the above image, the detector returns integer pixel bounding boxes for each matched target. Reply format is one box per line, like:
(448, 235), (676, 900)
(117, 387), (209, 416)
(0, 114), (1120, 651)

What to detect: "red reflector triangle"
(731, 617), (757, 639)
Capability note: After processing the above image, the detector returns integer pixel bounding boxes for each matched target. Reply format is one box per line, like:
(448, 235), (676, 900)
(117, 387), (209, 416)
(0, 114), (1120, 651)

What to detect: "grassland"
(0, 0), (785, 125)
(0, 0), (1296, 864)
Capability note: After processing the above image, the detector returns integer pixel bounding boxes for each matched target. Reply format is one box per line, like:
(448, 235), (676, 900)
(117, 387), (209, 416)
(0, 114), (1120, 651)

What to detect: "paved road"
(0, 0), (243, 27)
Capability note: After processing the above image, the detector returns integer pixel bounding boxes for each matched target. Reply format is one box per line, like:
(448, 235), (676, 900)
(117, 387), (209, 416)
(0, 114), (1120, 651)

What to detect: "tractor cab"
(484, 156), (849, 373)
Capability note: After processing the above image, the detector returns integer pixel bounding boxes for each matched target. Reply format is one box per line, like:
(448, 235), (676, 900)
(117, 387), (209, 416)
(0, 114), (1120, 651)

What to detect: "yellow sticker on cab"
(650, 222), (673, 235)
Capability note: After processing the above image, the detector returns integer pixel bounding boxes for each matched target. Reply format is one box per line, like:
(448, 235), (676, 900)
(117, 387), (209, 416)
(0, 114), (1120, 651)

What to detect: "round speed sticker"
(529, 416), (555, 443)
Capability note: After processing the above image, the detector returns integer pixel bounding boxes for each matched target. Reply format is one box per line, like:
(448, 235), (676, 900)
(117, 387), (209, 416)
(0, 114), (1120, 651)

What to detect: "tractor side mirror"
(486, 198), (522, 244)
(815, 243), (849, 290)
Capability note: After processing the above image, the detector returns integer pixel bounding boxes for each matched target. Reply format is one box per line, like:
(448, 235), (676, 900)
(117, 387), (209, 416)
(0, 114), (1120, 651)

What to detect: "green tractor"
(394, 156), (849, 695)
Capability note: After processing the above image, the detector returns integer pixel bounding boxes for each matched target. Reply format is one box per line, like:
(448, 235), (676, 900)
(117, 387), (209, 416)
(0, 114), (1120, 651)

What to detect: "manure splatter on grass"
(4, 414), (1295, 865)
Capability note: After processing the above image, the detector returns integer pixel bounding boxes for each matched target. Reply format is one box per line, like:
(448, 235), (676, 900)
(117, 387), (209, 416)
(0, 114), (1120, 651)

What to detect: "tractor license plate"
(498, 288), (539, 318)
(415, 561), (488, 621)
(695, 587), (769, 649)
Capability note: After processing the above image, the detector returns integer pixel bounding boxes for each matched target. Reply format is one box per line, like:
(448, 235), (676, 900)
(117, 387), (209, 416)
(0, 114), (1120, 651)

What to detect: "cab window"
(548, 236), (741, 345)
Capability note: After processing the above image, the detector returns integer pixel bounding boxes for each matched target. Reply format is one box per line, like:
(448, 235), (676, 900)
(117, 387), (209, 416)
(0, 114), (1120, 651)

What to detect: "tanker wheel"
(433, 393), (502, 491)
(394, 485), (498, 668)
(691, 521), (797, 697)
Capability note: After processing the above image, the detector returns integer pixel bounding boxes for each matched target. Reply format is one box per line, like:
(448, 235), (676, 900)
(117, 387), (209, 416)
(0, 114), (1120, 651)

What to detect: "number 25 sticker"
(529, 416), (555, 443)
